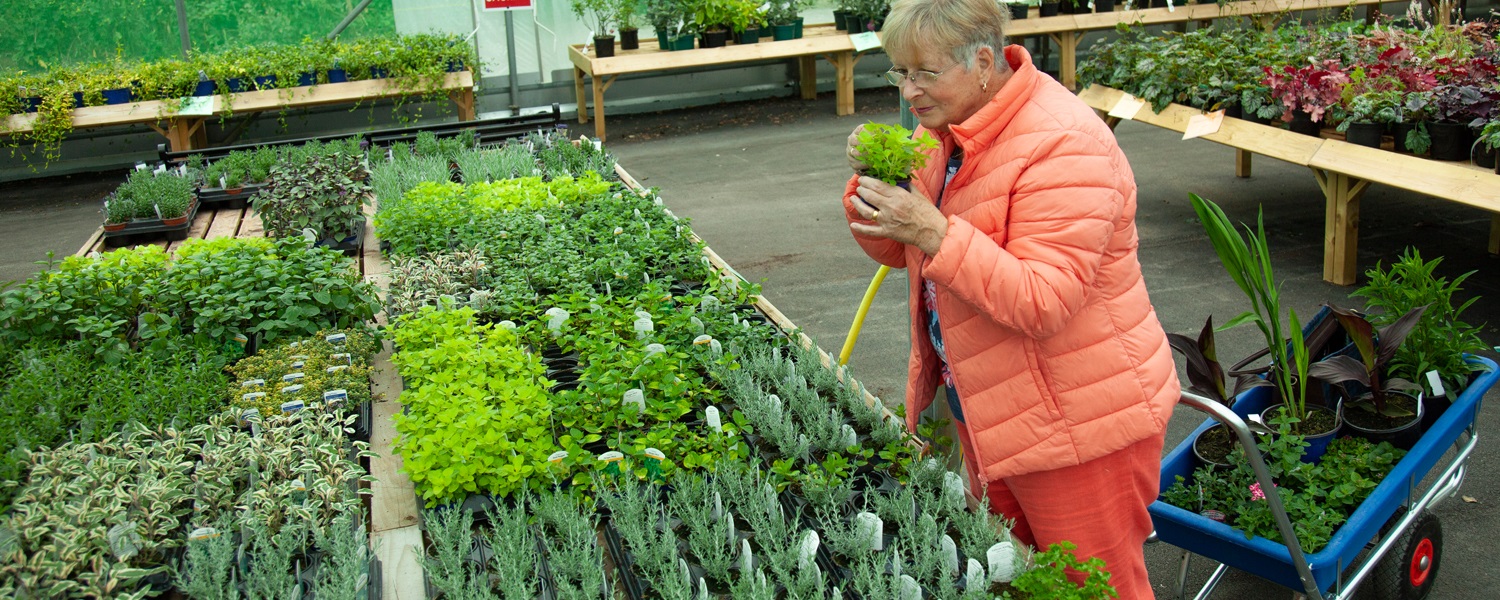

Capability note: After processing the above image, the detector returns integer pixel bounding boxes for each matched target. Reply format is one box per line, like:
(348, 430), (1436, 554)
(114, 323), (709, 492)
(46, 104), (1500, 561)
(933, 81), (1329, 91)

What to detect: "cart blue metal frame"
(1151, 356), (1499, 600)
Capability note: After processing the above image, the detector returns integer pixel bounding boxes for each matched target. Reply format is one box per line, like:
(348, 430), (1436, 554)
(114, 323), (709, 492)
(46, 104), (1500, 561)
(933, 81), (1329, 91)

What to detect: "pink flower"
(1250, 482), (1271, 501)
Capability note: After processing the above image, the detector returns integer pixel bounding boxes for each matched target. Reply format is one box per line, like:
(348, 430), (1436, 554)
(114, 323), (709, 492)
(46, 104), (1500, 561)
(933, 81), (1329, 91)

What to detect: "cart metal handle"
(1178, 391), (1325, 600)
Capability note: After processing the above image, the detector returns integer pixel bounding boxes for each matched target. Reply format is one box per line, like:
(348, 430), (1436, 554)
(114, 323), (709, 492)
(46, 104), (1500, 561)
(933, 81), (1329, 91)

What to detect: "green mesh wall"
(0, 0), (396, 73)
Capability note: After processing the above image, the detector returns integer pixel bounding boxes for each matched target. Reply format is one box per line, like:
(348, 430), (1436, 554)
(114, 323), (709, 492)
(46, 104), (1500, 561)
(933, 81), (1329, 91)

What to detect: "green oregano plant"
(855, 122), (938, 185)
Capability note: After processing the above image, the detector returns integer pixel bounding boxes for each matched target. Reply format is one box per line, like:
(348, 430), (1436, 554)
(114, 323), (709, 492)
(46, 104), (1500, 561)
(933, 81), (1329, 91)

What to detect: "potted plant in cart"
(1308, 304), (1429, 449)
(1168, 316), (1265, 468)
(1189, 193), (1342, 462)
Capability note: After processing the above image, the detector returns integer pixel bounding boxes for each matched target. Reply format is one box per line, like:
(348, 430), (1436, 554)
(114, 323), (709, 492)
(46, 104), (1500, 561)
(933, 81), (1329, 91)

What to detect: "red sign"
(484, 0), (532, 9)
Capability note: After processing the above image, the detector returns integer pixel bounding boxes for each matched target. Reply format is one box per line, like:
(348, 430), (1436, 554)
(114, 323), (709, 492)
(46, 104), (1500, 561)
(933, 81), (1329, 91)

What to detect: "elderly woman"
(841, 0), (1179, 596)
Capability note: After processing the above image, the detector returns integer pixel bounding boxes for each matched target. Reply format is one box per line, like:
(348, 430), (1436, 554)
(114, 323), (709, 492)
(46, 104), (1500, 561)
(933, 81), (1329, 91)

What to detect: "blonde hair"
(881, 0), (1009, 68)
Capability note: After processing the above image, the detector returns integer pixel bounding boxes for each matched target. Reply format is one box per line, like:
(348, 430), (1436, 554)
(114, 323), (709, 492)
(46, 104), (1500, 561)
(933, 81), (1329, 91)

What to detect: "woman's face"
(890, 44), (994, 132)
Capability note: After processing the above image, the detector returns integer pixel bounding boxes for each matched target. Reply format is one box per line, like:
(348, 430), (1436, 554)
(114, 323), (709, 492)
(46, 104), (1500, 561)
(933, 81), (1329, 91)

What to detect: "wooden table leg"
(1314, 168), (1370, 285)
(799, 56), (817, 100)
(574, 67), (589, 124)
(449, 87), (477, 121)
(1049, 32), (1079, 90)
(835, 52), (855, 116)
(592, 76), (607, 141)
(1489, 213), (1500, 255)
(1235, 149), (1252, 178)
(159, 118), (205, 152)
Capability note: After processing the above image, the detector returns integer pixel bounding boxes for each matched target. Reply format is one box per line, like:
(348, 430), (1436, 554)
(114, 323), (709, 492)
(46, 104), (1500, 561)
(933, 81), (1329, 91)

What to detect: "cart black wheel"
(1362, 510), (1442, 600)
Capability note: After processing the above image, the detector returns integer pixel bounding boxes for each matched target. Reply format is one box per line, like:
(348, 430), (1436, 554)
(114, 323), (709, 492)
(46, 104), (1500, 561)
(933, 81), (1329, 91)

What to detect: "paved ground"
(3, 83), (1498, 598)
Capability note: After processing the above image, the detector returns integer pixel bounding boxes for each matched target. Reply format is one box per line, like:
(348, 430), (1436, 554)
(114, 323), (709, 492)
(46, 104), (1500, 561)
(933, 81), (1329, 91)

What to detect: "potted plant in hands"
(1189, 193), (1341, 461)
(853, 122), (937, 187)
(573, 0), (618, 57)
(1308, 304), (1429, 449)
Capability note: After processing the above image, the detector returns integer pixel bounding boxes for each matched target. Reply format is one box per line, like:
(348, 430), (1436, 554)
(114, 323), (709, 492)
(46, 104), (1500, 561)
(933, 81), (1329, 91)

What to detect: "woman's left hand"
(849, 176), (949, 256)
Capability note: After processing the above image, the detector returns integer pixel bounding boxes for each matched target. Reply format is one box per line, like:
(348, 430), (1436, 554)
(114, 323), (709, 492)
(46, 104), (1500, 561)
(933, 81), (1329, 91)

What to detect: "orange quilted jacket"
(843, 45), (1179, 483)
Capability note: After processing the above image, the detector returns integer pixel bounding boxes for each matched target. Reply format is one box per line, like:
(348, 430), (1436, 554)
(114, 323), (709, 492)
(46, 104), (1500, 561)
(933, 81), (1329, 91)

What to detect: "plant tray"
(102, 200), (200, 247)
(1149, 356), (1499, 594)
(601, 515), (649, 600)
(196, 183), (265, 209)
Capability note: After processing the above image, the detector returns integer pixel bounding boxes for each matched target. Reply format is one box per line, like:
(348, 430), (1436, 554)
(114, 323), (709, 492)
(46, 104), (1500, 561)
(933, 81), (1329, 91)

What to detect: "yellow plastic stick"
(839, 265), (890, 365)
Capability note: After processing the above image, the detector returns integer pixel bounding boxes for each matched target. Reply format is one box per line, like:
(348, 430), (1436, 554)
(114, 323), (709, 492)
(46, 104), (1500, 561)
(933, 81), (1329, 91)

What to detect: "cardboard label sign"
(1183, 110), (1225, 140)
(1107, 94), (1146, 120)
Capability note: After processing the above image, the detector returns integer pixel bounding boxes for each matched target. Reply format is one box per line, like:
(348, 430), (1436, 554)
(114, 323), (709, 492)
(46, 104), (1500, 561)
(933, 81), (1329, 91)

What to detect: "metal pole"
(174, 0), (192, 58)
(328, 0), (377, 41)
(505, 10), (521, 114)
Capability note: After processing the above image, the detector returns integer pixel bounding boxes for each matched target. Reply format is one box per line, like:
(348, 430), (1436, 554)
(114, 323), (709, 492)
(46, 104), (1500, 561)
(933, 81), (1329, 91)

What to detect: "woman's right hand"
(846, 125), (869, 174)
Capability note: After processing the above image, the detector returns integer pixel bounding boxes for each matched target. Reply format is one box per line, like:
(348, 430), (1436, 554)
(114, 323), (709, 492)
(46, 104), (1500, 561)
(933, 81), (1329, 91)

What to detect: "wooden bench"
(569, 24), (881, 141)
(1007, 0), (1393, 90)
(8, 71), (477, 153)
(1078, 84), (1500, 285)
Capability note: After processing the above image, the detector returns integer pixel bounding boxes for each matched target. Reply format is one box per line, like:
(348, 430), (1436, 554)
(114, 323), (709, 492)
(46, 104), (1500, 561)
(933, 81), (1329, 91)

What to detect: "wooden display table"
(9, 71), (476, 153)
(569, 25), (878, 141)
(1008, 0), (1392, 90)
(1078, 84), (1500, 285)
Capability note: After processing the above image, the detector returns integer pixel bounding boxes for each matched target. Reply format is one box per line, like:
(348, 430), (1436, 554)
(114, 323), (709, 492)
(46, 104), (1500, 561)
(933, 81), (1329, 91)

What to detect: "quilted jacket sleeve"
(920, 129), (1124, 338)
(842, 174), (908, 269)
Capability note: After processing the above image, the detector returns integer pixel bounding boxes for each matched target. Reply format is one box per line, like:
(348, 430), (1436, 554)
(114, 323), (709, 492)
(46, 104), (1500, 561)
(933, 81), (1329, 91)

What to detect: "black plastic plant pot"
(602, 516), (649, 600)
(1472, 139), (1498, 169)
(621, 28), (640, 50)
(1095, 0), (1115, 11)
(702, 30), (729, 48)
(1285, 111), (1323, 137)
(594, 35), (617, 57)
(1393, 122), (1421, 154)
(351, 400), (373, 442)
(1009, 4), (1029, 18)
(1427, 122), (1472, 161)
(1039, 2), (1060, 16)
(1342, 392), (1425, 451)
(1191, 423), (1234, 469)
(1344, 122), (1384, 148)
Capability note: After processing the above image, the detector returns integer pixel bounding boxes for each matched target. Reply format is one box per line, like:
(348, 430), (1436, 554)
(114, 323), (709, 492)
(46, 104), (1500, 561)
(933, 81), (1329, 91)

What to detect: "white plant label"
(281, 399), (305, 414)
(633, 317), (654, 338)
(242, 392), (267, 402)
(712, 491), (723, 521)
(855, 512), (883, 551)
(325, 333), (347, 345)
(498, 320), (517, 331)
(841, 424), (858, 447)
(690, 316), (705, 333)
(740, 539), (753, 573)
(797, 531), (820, 570)
(280, 384), (304, 395)
(988, 541), (1017, 583)
(282, 372), (305, 383)
(944, 471), (966, 510)
(705, 406), (723, 432)
(940, 534), (959, 579)
(725, 511), (737, 546)
(899, 575), (921, 600)
(290, 361), (305, 370)
(242, 379), (266, 388)
(188, 527), (222, 542)
(548, 450), (569, 463)
(645, 343), (666, 357)
(331, 353), (352, 364)
(326, 365), (348, 374)
(624, 389), (646, 413)
(1426, 370), (1445, 397)
(967, 558), (986, 587)
(323, 389), (348, 407)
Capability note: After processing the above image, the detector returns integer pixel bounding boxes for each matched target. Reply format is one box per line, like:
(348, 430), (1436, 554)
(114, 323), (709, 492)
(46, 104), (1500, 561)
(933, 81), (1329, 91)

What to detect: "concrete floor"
(3, 84), (1498, 598)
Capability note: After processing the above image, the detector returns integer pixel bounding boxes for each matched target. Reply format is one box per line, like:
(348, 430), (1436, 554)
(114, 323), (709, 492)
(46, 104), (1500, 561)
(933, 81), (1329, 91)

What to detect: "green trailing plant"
(1189, 193), (1315, 431)
(854, 122), (937, 185)
(1351, 248), (1488, 395)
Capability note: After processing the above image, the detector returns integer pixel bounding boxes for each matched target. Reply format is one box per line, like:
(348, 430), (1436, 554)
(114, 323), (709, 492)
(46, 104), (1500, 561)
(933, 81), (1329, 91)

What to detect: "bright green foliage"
(374, 172), (614, 256)
(855, 122), (938, 185)
(1352, 248), (1488, 395)
(0, 238), (377, 357)
(391, 307), (555, 506)
(1010, 541), (1117, 600)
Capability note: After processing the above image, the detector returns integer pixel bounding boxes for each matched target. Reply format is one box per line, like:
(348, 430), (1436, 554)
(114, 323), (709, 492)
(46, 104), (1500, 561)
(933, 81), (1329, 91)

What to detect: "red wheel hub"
(1409, 537), (1435, 587)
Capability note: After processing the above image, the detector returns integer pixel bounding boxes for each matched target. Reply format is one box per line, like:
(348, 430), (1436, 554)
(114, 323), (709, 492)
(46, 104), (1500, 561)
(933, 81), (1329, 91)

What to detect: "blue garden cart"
(1152, 356), (1499, 600)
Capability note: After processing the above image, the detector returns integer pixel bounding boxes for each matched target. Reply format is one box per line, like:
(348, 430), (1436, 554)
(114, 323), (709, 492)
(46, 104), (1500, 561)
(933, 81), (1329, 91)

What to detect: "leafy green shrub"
(1352, 248), (1488, 395)
(374, 172), (614, 257)
(854, 122), (937, 185)
(391, 307), (554, 505)
(253, 142), (370, 240)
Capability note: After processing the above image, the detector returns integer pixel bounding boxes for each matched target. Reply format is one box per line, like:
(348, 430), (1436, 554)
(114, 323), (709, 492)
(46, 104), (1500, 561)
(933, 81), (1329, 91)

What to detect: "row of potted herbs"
(3, 32), (475, 166)
(1080, 19), (1500, 168)
(580, 0), (813, 56)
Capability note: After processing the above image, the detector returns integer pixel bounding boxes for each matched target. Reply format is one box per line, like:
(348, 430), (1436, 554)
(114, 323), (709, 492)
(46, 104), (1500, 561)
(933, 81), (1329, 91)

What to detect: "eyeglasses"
(883, 63), (959, 88)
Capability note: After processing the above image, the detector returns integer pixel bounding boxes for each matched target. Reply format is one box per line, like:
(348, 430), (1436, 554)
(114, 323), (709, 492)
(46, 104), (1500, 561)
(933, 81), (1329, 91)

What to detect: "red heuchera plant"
(1264, 60), (1351, 122)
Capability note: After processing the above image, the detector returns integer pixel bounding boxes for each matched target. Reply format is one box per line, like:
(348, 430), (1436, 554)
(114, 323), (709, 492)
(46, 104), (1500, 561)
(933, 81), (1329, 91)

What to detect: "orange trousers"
(956, 425), (1164, 600)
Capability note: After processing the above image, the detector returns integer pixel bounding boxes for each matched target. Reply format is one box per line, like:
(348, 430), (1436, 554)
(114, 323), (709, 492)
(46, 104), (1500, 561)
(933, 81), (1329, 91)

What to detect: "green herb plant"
(855, 122), (938, 185)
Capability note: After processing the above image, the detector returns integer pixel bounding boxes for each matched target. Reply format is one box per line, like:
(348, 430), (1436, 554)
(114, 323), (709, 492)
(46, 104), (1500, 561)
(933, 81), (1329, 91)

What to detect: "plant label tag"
(855, 512), (883, 551)
(598, 451), (624, 476)
(645, 343), (666, 357)
(725, 510), (737, 546)
(281, 399), (305, 414)
(280, 384), (304, 395)
(242, 379), (266, 388)
(289, 341), (301, 348)
(1200, 509), (1226, 522)
(798, 530), (820, 570)
(713, 491), (724, 521)
(188, 527), (221, 542)
(899, 575), (921, 600)
(943, 472), (966, 509)
(290, 361), (305, 370)
(967, 559), (986, 588)
(178, 95), (214, 116)
(940, 535), (959, 578)
(326, 365), (348, 373)
(988, 541), (1017, 583)
(705, 406), (722, 432)
(1183, 110), (1225, 140)
(1107, 94), (1146, 120)
(740, 539), (753, 573)
(850, 31), (882, 52)
(323, 389), (348, 407)
(331, 353), (352, 364)
(290, 478), (307, 503)
(624, 389), (646, 413)
(325, 333), (347, 345)
(282, 372), (305, 383)
(240, 407), (262, 425)
(291, 354), (309, 360)
(548, 450), (568, 463)
(242, 392), (267, 402)
(1426, 370), (1445, 397)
